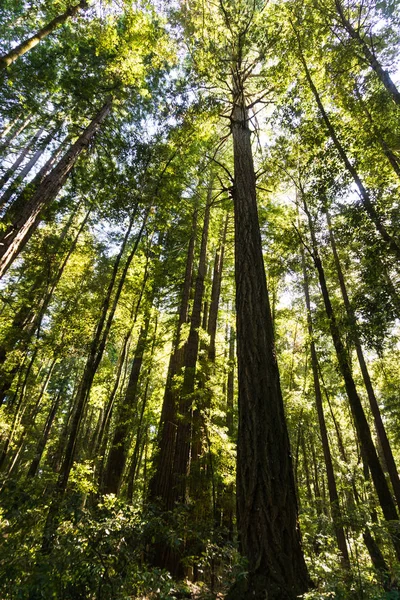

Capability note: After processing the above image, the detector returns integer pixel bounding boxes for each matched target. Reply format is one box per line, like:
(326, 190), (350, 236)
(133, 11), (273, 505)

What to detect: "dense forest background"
(0, 0), (400, 598)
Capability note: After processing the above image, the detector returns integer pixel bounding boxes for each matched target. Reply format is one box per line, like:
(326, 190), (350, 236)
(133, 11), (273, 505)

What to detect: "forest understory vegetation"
(0, 0), (400, 598)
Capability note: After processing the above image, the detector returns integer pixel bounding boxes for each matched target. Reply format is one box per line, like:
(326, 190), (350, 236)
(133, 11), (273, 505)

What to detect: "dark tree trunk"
(302, 196), (400, 560)
(326, 208), (400, 513)
(0, 0), (88, 69)
(300, 241), (350, 566)
(126, 320), (158, 501)
(226, 76), (309, 600)
(0, 98), (112, 278)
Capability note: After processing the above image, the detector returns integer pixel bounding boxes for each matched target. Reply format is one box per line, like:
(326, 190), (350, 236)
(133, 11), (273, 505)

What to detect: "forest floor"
(142, 581), (225, 599)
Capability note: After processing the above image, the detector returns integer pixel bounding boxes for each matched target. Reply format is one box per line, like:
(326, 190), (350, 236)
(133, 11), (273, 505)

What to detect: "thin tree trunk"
(293, 29), (400, 260)
(0, 0), (88, 69)
(334, 0), (400, 105)
(40, 209), (147, 554)
(208, 213), (228, 362)
(126, 318), (158, 501)
(0, 126), (59, 210)
(0, 115), (33, 154)
(300, 240), (350, 566)
(226, 71), (309, 599)
(27, 390), (62, 478)
(149, 208), (198, 504)
(171, 197), (211, 510)
(102, 314), (150, 495)
(326, 208), (400, 513)
(302, 195), (400, 560)
(0, 126), (44, 191)
(0, 98), (112, 278)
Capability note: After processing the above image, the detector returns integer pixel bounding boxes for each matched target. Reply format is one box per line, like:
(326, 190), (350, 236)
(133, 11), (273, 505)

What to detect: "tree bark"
(208, 214), (228, 362)
(0, 0), (88, 69)
(27, 390), (62, 478)
(0, 98), (112, 278)
(225, 73), (309, 599)
(171, 197), (210, 510)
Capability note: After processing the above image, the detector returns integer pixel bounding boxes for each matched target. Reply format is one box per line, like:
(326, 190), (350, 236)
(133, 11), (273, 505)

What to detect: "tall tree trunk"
(171, 197), (211, 510)
(225, 72), (309, 600)
(300, 240), (350, 566)
(334, 0), (400, 105)
(293, 29), (400, 260)
(149, 208), (198, 504)
(27, 390), (62, 478)
(126, 319), (158, 501)
(0, 98), (112, 278)
(302, 195), (400, 560)
(207, 213), (228, 362)
(0, 0), (88, 69)
(149, 199), (210, 579)
(102, 313), (151, 495)
(325, 208), (400, 512)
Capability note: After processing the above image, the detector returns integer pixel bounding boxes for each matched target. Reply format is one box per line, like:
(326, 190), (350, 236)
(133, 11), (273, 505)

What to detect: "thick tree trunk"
(0, 0), (88, 69)
(302, 196), (400, 560)
(295, 35), (400, 260)
(226, 78), (309, 600)
(0, 98), (112, 278)
(326, 208), (400, 513)
(334, 0), (400, 105)
(300, 241), (350, 566)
